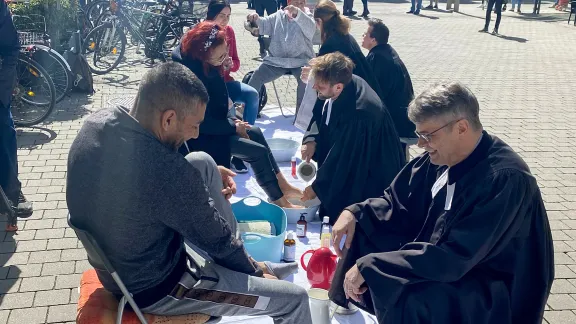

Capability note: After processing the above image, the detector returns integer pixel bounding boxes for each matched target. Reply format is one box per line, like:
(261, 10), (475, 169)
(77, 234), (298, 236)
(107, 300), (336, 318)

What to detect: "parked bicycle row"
(9, 0), (206, 127)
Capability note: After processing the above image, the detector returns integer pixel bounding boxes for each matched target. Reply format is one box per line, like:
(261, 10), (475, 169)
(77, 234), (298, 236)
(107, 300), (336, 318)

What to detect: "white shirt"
(323, 99), (334, 125)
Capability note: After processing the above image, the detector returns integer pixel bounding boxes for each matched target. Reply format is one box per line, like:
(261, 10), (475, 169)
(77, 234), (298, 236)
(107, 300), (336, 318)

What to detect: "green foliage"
(10, 0), (79, 50)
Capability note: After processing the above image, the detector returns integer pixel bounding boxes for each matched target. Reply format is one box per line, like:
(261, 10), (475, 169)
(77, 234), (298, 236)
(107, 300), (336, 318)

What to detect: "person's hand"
(301, 141), (316, 162)
(247, 13), (259, 22)
(284, 5), (299, 18)
(263, 274), (279, 280)
(343, 264), (367, 303)
(223, 57), (233, 70)
(332, 210), (356, 257)
(301, 185), (317, 201)
(235, 121), (250, 139)
(218, 166), (237, 200)
(300, 66), (311, 84)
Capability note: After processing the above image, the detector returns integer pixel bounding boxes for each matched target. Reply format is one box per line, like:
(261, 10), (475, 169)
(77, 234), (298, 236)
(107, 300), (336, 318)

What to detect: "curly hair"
(180, 21), (227, 63)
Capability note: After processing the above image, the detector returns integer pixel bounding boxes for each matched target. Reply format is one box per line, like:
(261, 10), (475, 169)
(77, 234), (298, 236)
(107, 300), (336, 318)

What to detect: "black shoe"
(492, 28), (499, 35)
(231, 157), (248, 174)
(407, 9), (415, 13)
(425, 4), (433, 8)
(361, 10), (370, 17)
(478, 27), (488, 32)
(13, 191), (33, 218)
(343, 10), (357, 16)
(433, 4), (438, 8)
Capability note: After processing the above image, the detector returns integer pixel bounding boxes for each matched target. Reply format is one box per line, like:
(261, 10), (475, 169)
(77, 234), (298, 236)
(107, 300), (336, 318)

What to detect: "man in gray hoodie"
(247, 0), (317, 113)
(67, 62), (312, 323)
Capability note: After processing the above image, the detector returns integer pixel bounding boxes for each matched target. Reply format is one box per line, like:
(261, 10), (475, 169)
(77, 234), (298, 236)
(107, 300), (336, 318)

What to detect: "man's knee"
(247, 126), (265, 143)
(185, 152), (219, 180)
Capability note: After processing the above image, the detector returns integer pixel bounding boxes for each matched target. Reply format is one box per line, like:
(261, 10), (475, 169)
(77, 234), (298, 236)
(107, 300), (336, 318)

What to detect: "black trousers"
(254, 0), (277, 16)
(485, 0), (503, 30)
(343, 0), (368, 13)
(230, 127), (283, 201)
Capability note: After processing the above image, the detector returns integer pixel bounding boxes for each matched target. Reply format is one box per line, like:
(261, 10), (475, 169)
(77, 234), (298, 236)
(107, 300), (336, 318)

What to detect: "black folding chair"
(67, 214), (149, 324)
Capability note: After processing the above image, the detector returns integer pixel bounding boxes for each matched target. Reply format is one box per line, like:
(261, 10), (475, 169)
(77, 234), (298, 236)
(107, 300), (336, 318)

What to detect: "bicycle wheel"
(25, 45), (72, 103)
(156, 19), (196, 61)
(82, 21), (127, 75)
(11, 55), (56, 127)
(86, 0), (110, 28)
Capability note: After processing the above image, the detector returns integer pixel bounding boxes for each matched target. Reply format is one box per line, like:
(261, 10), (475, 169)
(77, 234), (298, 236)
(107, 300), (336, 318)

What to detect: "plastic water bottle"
(320, 216), (331, 248)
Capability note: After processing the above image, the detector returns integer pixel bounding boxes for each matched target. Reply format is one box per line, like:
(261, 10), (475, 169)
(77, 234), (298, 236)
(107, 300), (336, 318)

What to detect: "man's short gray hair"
(133, 62), (209, 120)
(408, 82), (482, 131)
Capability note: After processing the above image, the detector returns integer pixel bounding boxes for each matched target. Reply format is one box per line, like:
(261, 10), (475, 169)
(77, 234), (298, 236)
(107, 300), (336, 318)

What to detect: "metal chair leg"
(117, 296), (127, 324)
(271, 80), (289, 118)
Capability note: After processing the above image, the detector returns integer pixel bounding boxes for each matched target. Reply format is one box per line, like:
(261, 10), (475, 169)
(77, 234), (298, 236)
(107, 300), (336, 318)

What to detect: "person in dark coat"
(173, 21), (302, 208)
(300, 52), (404, 225)
(0, 0), (33, 221)
(310, 0), (380, 98)
(328, 82), (554, 324)
(361, 19), (416, 140)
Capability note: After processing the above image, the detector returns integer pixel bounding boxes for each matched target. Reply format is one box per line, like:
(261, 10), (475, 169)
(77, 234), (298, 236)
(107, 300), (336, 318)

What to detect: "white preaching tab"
(432, 169), (448, 199)
(323, 98), (334, 125)
(445, 183), (455, 211)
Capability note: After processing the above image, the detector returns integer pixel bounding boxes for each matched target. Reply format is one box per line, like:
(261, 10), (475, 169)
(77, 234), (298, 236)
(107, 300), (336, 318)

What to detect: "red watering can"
(300, 247), (338, 290)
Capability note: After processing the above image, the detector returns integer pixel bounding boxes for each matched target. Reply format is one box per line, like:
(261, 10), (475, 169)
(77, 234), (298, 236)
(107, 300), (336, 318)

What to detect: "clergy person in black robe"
(328, 82), (554, 324)
(300, 52), (404, 225)
(361, 18), (416, 140)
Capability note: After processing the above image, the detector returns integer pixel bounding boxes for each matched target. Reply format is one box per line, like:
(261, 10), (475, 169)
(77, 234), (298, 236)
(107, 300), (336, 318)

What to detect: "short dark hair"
(206, 0), (231, 20)
(309, 52), (355, 86)
(132, 62), (209, 120)
(408, 82), (483, 131)
(367, 18), (389, 45)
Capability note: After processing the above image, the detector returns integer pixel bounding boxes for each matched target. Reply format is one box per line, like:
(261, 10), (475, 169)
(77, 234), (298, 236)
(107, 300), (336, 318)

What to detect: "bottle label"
(283, 246), (296, 262)
(296, 224), (305, 236)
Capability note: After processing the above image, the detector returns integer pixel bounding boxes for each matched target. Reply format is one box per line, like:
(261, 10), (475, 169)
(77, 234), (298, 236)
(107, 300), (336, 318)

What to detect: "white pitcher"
(308, 288), (332, 324)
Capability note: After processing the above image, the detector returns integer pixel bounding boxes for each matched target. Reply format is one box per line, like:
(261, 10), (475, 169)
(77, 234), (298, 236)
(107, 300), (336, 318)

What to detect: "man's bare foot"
(272, 196), (303, 208)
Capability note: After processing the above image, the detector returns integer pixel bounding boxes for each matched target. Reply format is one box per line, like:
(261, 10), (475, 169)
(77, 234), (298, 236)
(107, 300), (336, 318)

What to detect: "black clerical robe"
(303, 75), (404, 225)
(366, 44), (415, 139)
(329, 131), (554, 324)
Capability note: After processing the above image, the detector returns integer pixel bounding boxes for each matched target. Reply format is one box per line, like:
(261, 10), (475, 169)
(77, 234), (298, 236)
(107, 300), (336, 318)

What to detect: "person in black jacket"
(173, 22), (302, 208)
(0, 0), (33, 222)
(361, 19), (416, 142)
(307, 0), (380, 97)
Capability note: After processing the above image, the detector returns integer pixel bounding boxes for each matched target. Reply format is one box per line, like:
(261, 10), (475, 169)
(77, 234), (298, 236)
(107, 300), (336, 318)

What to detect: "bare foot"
(282, 186), (303, 199)
(272, 196), (303, 209)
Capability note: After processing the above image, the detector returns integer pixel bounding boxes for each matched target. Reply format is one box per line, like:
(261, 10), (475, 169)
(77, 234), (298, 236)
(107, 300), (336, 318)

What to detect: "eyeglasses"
(414, 118), (463, 143)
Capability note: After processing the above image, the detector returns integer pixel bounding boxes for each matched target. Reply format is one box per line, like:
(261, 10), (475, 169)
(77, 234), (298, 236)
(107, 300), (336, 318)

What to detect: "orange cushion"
(78, 269), (211, 324)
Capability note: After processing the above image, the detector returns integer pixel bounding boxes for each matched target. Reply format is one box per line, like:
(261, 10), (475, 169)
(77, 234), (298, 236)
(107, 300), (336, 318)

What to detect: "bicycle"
(14, 14), (73, 103)
(11, 51), (57, 127)
(82, 0), (202, 74)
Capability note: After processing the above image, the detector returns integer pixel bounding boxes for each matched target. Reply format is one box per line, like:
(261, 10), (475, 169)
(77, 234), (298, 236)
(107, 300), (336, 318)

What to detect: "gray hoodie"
(257, 9), (317, 68)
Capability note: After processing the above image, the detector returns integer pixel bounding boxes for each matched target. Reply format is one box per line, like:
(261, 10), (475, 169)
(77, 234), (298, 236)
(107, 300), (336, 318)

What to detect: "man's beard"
(317, 93), (333, 101)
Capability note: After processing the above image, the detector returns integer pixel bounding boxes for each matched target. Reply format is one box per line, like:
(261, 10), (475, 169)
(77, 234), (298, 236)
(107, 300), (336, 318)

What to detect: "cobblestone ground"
(1, 1), (575, 322)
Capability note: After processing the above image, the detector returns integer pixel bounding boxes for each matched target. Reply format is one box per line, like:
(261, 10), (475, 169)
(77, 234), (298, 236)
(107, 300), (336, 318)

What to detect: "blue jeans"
(0, 102), (20, 203)
(411, 0), (423, 11)
(226, 81), (259, 125)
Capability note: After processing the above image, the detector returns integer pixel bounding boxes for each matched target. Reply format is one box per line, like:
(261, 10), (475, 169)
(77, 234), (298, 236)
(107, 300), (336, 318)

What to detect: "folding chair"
(68, 214), (148, 324)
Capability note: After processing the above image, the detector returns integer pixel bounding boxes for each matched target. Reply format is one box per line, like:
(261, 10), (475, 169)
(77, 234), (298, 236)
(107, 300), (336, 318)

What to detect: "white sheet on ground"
(225, 108), (377, 324)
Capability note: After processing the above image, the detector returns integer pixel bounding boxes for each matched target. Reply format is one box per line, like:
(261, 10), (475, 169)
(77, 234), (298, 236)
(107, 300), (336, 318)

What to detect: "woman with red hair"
(173, 21), (302, 208)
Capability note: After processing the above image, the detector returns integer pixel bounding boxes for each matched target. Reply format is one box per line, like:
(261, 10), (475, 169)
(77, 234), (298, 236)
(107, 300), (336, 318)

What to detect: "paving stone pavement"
(2, 1), (575, 322)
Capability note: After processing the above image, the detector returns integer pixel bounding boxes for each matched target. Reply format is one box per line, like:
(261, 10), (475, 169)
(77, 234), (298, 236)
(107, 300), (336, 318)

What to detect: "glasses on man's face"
(414, 118), (463, 143)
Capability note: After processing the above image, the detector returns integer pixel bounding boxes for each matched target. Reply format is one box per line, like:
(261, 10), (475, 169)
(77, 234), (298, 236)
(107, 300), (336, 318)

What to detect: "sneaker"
(14, 191), (33, 218)
(231, 157), (248, 173)
(492, 28), (499, 35)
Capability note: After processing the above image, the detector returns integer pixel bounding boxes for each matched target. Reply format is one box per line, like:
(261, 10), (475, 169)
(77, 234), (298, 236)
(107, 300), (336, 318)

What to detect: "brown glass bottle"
(296, 213), (308, 238)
